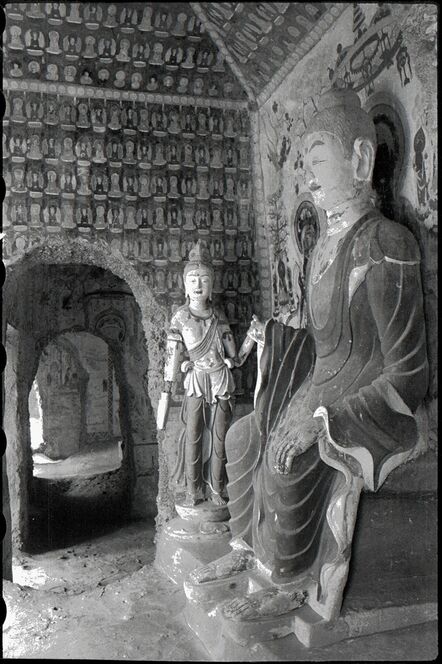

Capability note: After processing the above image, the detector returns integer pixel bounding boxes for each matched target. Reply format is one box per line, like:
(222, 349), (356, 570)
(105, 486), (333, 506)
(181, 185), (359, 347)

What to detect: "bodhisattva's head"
(184, 241), (214, 304)
(303, 88), (377, 213)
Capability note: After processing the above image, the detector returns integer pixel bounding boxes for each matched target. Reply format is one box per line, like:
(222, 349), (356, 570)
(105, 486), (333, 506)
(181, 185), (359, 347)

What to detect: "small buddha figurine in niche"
(165, 45), (183, 67)
(168, 142), (180, 165)
(109, 172), (122, 197)
(131, 73), (143, 90)
(138, 6), (154, 31)
(11, 96), (26, 122)
(210, 175), (224, 199)
(46, 30), (61, 54)
(154, 8), (172, 34)
(84, 3), (102, 26)
(124, 206), (137, 230)
(83, 35), (97, 59)
(9, 61), (23, 78)
(45, 170), (59, 195)
(196, 145), (208, 167)
(153, 141), (166, 166)
(123, 139), (137, 164)
(26, 3), (45, 19)
(155, 268), (167, 292)
(63, 65), (77, 82)
(137, 206), (151, 228)
(46, 2), (65, 21)
(8, 25), (24, 50)
(196, 174), (210, 200)
(146, 74), (159, 92)
(209, 112), (223, 135)
(168, 175), (179, 198)
(224, 112), (237, 137)
(153, 174), (167, 197)
(140, 237), (153, 260)
(123, 172), (138, 196)
(116, 37), (131, 62)
(95, 204), (106, 229)
(66, 3), (82, 23)
(132, 41), (147, 64)
(172, 12), (187, 37)
(44, 99), (59, 126)
(27, 135), (43, 160)
(26, 97), (43, 124)
(168, 206), (182, 228)
(61, 137), (75, 162)
(98, 37), (116, 60)
(30, 202), (42, 227)
(168, 109), (181, 135)
(168, 236), (181, 262)
(108, 104), (121, 130)
(183, 206), (195, 230)
(149, 42), (164, 66)
(138, 108), (150, 132)
(43, 136), (61, 160)
(103, 4), (118, 28)
(177, 76), (189, 94)
(10, 135), (27, 158)
(224, 174), (236, 200)
(107, 138), (123, 162)
(46, 63), (59, 81)
(138, 141), (152, 164)
(239, 177), (250, 200)
(11, 200), (28, 224)
(60, 169), (76, 194)
(45, 201), (61, 226)
(181, 46), (196, 69)
(91, 105), (106, 131)
(157, 241), (238, 506)
(154, 206), (166, 229)
(60, 100), (76, 126)
(107, 206), (123, 231)
(79, 69), (94, 85)
(183, 112), (195, 134)
(25, 29), (45, 53)
(77, 168), (92, 196)
(183, 143), (194, 166)
(225, 207), (238, 229)
(120, 5), (138, 30)
(75, 136), (92, 162)
(91, 170), (108, 195)
(77, 102), (90, 129)
(197, 48), (214, 69)
(138, 173), (151, 198)
(211, 237), (224, 261)
(210, 145), (223, 169)
(224, 145), (238, 168)
(193, 78), (204, 96)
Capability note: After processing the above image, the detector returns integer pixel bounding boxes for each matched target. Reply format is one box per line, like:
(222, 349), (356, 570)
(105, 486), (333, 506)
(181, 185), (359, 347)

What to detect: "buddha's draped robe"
(225, 213), (428, 585)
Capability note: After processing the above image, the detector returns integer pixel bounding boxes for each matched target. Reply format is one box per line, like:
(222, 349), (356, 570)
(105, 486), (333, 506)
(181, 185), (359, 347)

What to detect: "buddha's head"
(303, 88), (377, 212)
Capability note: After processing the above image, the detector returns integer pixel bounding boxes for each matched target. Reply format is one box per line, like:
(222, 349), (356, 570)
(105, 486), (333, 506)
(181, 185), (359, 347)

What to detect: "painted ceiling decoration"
(4, 2), (346, 107)
(193, 2), (346, 104)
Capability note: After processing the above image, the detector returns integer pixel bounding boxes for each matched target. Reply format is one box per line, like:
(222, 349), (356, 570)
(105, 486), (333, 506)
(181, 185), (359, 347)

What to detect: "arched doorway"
(3, 239), (167, 553)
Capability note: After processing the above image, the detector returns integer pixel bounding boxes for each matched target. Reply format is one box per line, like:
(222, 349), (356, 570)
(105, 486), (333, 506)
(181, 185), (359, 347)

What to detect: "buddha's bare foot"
(221, 588), (307, 621)
(210, 491), (227, 506)
(188, 549), (255, 585)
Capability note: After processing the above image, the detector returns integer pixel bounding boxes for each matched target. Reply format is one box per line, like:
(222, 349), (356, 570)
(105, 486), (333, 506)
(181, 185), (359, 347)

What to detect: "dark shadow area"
(27, 470), (132, 553)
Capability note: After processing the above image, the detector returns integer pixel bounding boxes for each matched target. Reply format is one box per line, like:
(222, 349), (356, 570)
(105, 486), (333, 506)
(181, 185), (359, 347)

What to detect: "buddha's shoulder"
(353, 214), (421, 265)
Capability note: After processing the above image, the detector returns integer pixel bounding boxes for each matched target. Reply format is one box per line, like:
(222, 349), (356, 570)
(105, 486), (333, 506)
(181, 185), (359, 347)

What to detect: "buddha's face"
(304, 130), (356, 211)
(185, 267), (212, 302)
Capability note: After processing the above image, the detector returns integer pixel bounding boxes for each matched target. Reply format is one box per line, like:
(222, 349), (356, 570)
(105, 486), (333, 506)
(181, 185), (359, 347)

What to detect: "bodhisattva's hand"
(247, 315), (265, 344)
(270, 417), (327, 475)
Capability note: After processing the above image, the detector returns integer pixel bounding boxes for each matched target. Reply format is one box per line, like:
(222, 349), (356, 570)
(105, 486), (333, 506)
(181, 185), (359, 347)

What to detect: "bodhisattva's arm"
(157, 328), (184, 430)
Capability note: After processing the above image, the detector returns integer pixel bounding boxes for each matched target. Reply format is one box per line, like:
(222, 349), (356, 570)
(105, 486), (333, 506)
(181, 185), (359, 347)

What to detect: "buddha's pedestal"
(182, 491), (437, 657)
(155, 497), (232, 585)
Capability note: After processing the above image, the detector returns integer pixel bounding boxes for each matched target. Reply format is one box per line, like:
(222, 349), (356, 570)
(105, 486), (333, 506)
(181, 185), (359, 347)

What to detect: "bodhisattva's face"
(185, 268), (212, 303)
(304, 131), (355, 211)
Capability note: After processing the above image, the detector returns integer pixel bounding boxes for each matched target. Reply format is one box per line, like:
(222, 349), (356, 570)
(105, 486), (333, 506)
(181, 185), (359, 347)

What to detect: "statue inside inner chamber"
(185, 88), (429, 627)
(157, 241), (242, 507)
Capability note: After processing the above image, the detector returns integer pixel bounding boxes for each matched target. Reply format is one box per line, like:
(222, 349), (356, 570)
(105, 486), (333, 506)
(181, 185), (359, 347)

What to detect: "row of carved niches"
(4, 92), (251, 139)
(4, 181), (255, 231)
(4, 2), (247, 100)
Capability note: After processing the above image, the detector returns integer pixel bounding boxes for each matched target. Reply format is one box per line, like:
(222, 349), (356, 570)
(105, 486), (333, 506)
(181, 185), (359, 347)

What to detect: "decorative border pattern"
(3, 77), (249, 111)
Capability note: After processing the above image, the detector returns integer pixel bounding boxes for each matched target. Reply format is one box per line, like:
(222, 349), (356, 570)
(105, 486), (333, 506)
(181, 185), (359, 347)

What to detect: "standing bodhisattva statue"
(157, 241), (256, 507)
(185, 88), (429, 627)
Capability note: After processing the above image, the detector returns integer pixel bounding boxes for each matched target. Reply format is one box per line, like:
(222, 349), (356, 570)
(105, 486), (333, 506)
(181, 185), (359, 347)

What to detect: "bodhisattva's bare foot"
(221, 587), (307, 621)
(183, 492), (201, 507)
(188, 549), (255, 584)
(210, 491), (227, 506)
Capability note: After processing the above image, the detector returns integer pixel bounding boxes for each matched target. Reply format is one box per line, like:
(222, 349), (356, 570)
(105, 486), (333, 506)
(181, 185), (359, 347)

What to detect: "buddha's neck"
(325, 197), (374, 236)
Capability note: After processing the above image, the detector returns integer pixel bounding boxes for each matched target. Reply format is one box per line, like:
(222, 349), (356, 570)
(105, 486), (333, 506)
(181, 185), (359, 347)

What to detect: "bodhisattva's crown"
(184, 240), (213, 278)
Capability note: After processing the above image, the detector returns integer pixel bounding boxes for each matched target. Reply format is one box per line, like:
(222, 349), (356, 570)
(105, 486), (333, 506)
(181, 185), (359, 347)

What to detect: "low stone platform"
(155, 498), (232, 585)
(183, 492), (437, 658)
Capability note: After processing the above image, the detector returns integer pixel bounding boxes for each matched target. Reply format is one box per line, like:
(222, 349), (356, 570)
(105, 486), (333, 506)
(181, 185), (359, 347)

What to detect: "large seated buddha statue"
(184, 88), (429, 632)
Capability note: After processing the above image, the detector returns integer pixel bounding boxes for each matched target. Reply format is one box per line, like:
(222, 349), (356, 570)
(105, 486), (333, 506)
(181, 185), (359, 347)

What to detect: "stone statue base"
(154, 495), (231, 585)
(182, 490), (437, 655)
